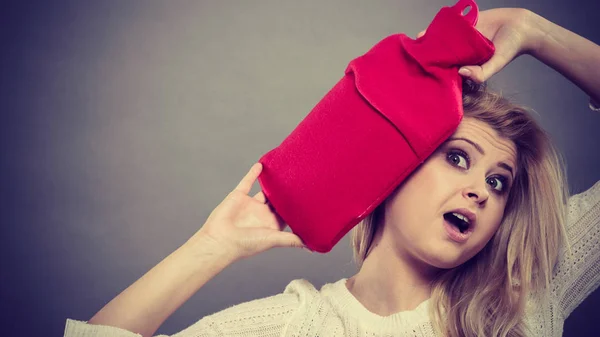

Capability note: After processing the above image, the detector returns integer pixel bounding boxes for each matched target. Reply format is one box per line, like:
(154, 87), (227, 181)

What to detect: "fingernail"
(302, 247), (313, 254)
(459, 68), (471, 76)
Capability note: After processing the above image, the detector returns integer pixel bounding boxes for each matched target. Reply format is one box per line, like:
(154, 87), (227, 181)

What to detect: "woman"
(64, 7), (600, 337)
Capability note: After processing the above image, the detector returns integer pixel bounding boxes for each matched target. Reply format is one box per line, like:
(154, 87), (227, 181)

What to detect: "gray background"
(1, 0), (598, 336)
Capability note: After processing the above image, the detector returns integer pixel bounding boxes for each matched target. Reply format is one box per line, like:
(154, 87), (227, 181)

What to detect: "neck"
(347, 230), (441, 316)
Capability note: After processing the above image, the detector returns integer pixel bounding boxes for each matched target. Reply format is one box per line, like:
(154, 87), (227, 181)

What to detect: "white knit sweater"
(64, 180), (600, 337)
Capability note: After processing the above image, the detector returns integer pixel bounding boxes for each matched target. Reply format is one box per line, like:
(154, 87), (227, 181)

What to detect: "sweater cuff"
(64, 319), (143, 337)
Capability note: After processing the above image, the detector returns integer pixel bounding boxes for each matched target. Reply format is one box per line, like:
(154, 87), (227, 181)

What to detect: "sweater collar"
(322, 278), (431, 332)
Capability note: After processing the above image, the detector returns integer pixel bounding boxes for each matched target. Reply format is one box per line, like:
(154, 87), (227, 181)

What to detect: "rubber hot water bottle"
(257, 0), (495, 253)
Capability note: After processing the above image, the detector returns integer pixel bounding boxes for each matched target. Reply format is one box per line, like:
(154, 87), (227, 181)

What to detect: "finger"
(459, 65), (487, 84)
(459, 33), (519, 83)
(458, 66), (475, 81)
(234, 163), (262, 194)
(416, 29), (427, 39)
(459, 53), (509, 84)
(478, 50), (513, 83)
(271, 232), (307, 249)
(253, 191), (267, 203)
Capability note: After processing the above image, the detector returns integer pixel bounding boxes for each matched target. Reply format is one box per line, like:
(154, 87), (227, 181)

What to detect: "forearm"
(529, 11), (600, 105)
(88, 233), (236, 337)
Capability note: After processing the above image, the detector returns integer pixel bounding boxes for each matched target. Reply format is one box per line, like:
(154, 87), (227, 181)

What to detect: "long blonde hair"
(350, 80), (570, 337)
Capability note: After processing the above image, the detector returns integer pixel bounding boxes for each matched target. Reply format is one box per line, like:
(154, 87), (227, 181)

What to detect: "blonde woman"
(65, 7), (600, 337)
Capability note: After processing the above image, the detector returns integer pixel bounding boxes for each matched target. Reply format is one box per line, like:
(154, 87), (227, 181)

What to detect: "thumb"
(458, 60), (504, 84)
(459, 44), (516, 83)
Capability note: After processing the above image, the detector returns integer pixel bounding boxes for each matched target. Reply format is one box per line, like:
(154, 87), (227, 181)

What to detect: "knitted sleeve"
(63, 292), (300, 337)
(550, 180), (600, 319)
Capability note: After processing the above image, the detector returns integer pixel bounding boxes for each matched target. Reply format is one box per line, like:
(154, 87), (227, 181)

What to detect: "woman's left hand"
(416, 8), (545, 84)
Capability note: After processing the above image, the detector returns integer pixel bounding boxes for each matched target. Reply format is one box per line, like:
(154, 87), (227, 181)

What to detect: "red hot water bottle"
(257, 0), (495, 253)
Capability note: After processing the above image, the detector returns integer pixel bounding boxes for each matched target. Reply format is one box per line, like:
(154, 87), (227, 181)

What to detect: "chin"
(428, 259), (465, 270)
(421, 246), (472, 270)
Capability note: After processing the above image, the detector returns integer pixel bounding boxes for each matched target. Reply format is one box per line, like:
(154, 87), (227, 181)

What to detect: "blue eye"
(447, 150), (469, 169)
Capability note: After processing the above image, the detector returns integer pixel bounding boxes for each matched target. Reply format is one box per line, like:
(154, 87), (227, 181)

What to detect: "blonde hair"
(350, 80), (570, 337)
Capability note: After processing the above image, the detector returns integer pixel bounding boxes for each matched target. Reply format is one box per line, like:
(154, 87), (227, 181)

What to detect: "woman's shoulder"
(207, 278), (340, 317)
(198, 281), (316, 333)
(568, 180), (600, 209)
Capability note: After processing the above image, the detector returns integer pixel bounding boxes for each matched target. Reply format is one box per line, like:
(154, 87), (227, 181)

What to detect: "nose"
(463, 181), (489, 206)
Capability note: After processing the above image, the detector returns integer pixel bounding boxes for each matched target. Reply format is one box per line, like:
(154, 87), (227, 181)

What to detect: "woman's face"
(381, 117), (517, 269)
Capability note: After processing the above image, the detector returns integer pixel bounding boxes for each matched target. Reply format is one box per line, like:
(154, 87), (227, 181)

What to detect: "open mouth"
(443, 212), (471, 234)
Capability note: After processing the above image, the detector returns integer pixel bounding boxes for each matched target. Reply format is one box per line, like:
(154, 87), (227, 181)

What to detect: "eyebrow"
(447, 137), (515, 178)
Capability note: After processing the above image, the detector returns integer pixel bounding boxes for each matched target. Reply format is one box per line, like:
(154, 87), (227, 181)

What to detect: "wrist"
(183, 231), (240, 266)
(523, 10), (551, 57)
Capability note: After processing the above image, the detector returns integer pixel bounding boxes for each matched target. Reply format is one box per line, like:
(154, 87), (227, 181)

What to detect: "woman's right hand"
(193, 163), (307, 262)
